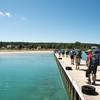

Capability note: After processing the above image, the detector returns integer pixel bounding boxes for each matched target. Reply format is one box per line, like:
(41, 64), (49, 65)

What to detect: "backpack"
(96, 55), (100, 65)
(79, 51), (82, 58)
(90, 55), (97, 66)
(72, 50), (76, 55)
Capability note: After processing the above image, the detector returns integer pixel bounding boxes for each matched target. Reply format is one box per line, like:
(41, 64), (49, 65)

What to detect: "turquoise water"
(0, 53), (70, 100)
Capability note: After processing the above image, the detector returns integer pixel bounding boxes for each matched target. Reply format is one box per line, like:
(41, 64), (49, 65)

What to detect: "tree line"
(0, 41), (100, 50)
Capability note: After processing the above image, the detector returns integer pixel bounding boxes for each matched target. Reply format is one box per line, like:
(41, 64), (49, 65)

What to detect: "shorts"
(62, 52), (64, 55)
(88, 65), (97, 75)
(71, 55), (74, 59)
(76, 58), (79, 64)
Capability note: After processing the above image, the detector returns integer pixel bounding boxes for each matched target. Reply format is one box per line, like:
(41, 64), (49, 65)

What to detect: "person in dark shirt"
(75, 50), (80, 70)
(88, 51), (98, 85)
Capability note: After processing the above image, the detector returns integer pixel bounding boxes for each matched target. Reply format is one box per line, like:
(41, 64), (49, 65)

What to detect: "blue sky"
(0, 0), (100, 43)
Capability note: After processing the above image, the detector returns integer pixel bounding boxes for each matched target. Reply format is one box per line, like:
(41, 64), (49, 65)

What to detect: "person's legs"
(92, 74), (96, 85)
(71, 58), (72, 64)
(88, 74), (91, 83)
(71, 58), (74, 65)
(79, 58), (80, 65)
(76, 63), (78, 69)
(59, 53), (61, 57)
(70, 56), (72, 64)
(62, 53), (64, 57)
(94, 74), (96, 82)
(93, 74), (96, 82)
(76, 59), (79, 69)
(75, 58), (77, 69)
(92, 66), (97, 84)
(78, 58), (80, 69)
(88, 66), (91, 84)
(72, 59), (74, 65)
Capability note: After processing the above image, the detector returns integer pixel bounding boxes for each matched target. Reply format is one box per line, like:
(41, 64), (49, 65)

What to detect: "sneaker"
(87, 79), (91, 84)
(92, 81), (95, 85)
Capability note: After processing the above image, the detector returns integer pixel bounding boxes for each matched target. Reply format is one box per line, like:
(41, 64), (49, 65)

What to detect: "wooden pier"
(55, 53), (100, 100)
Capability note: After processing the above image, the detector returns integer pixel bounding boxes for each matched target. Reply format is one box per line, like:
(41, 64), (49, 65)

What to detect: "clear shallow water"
(0, 53), (70, 100)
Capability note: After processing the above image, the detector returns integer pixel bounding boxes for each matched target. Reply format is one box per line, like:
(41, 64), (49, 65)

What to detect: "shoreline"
(0, 50), (53, 54)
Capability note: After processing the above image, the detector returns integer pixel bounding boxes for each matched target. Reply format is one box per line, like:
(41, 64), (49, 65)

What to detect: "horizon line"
(0, 41), (100, 45)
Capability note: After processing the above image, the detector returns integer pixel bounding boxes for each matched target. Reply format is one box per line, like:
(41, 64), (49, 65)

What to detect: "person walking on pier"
(70, 50), (74, 65)
(88, 50), (98, 85)
(58, 50), (61, 57)
(65, 49), (69, 57)
(78, 49), (82, 65)
(75, 50), (80, 70)
(61, 49), (65, 57)
(87, 49), (92, 84)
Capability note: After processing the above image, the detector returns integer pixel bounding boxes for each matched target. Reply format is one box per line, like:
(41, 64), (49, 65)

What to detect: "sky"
(0, 0), (100, 43)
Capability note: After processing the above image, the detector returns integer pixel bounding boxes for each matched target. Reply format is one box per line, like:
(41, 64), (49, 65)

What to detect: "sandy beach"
(0, 50), (53, 54)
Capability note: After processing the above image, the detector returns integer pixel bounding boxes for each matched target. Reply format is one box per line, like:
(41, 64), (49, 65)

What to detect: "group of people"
(57, 48), (99, 85)
(70, 48), (99, 85)
(58, 49), (69, 57)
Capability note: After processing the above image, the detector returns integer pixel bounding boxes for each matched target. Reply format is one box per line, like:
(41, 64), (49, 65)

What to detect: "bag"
(90, 55), (97, 66)
(96, 55), (99, 65)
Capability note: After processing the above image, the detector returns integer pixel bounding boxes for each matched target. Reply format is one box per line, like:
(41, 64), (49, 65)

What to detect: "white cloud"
(5, 12), (11, 17)
(0, 11), (11, 17)
(0, 11), (28, 22)
(0, 11), (5, 16)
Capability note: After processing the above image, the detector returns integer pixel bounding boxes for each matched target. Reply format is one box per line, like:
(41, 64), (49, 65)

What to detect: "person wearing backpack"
(88, 51), (98, 85)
